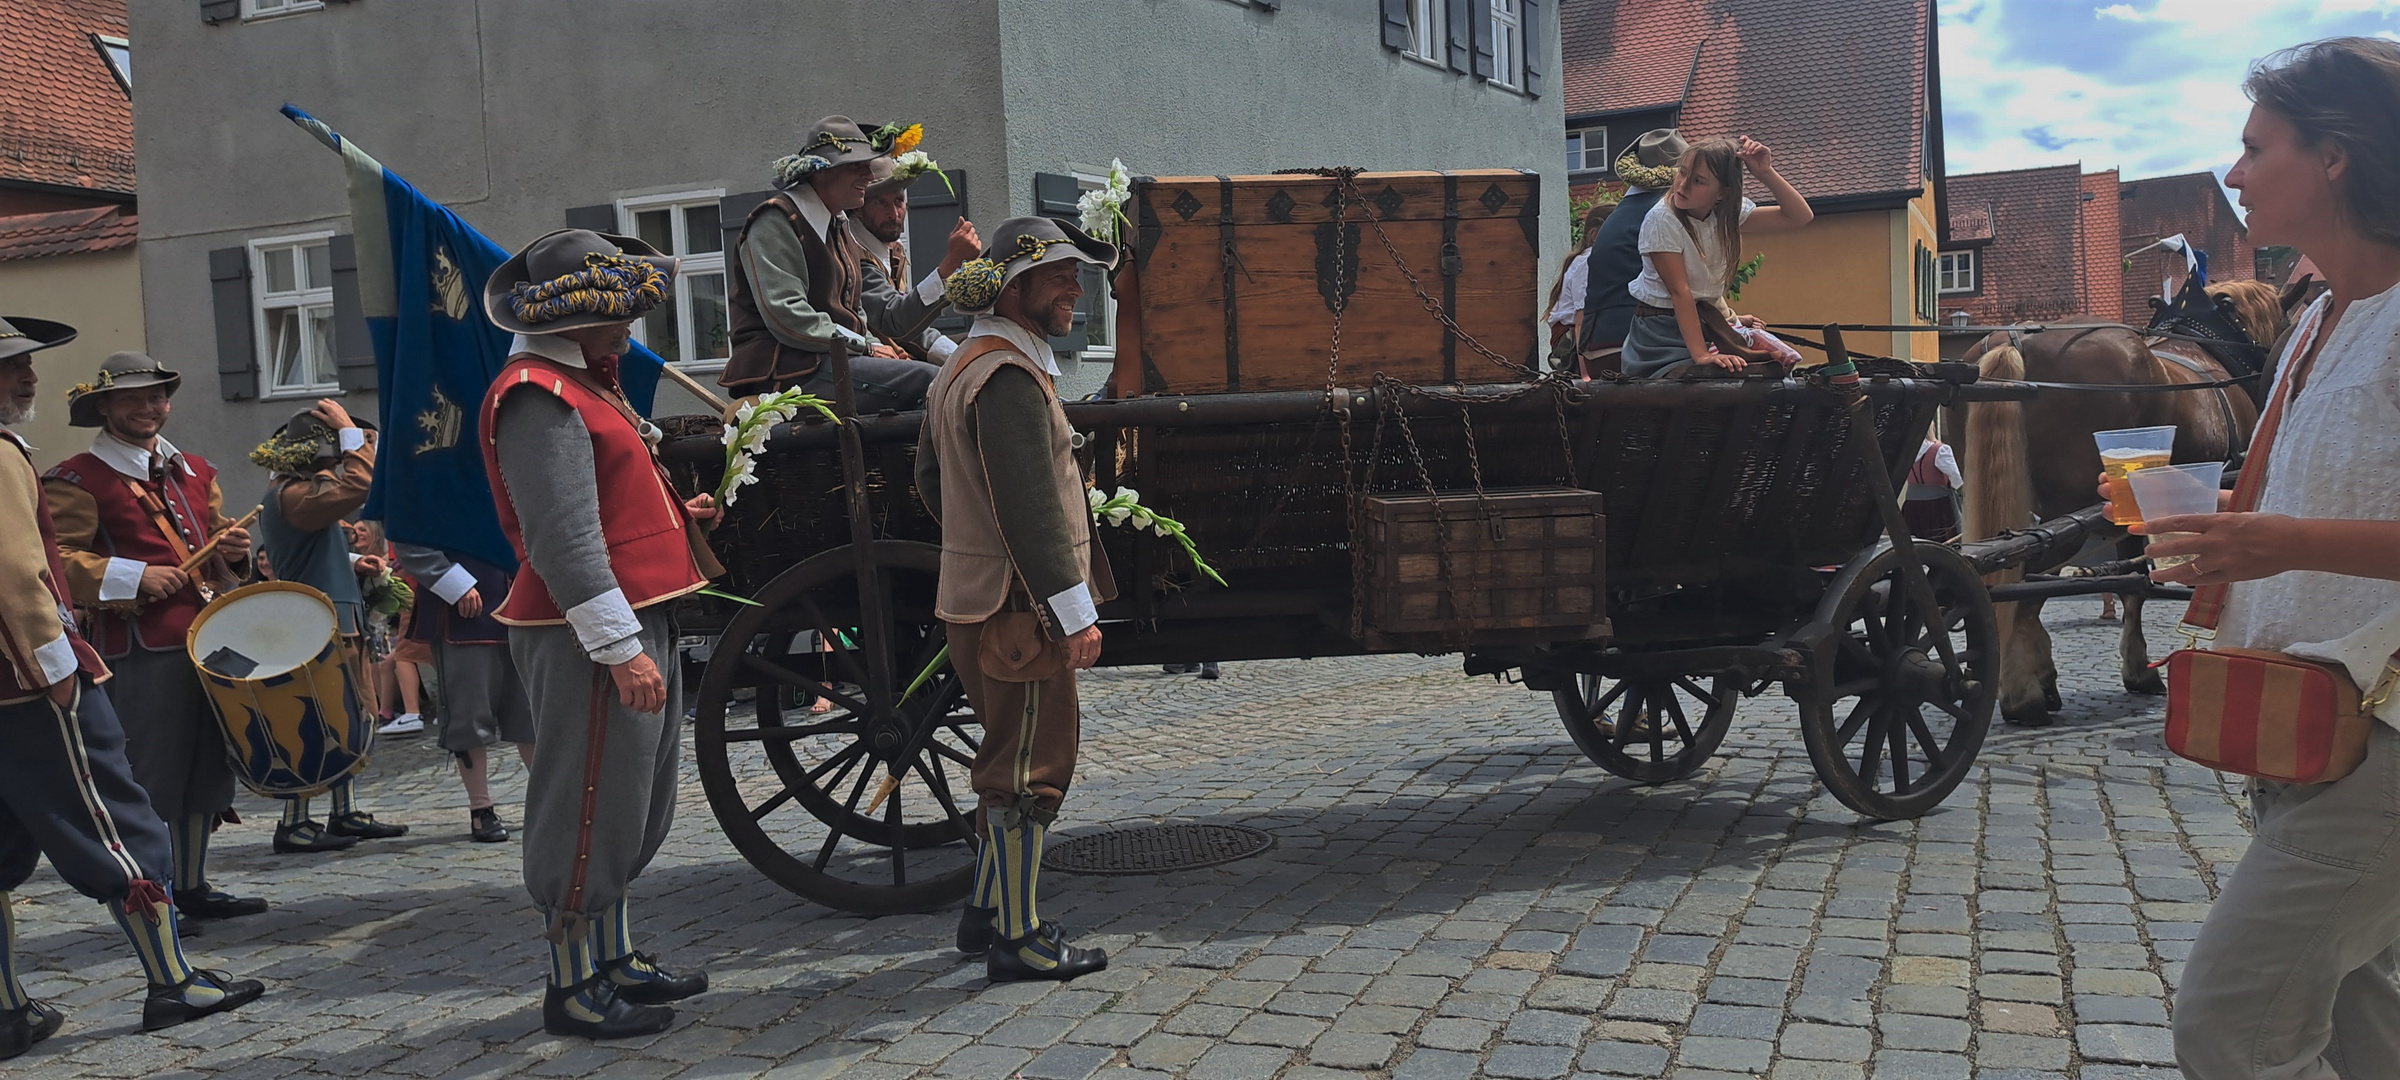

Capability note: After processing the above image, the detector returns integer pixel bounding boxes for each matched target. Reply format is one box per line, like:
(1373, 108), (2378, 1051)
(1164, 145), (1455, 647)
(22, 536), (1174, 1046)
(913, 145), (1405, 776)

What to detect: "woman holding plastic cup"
(2137, 38), (2400, 1080)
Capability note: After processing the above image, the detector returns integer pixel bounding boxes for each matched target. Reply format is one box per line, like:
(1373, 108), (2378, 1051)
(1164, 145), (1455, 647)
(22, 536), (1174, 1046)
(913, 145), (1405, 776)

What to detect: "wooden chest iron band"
(1360, 487), (1608, 646)
(1112, 170), (1541, 396)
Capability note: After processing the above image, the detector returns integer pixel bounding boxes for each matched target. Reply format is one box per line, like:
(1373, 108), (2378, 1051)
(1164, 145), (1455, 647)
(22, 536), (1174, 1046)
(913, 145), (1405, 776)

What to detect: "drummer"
(2, 319), (264, 1055)
(42, 353), (269, 923)
(481, 228), (716, 1039)
(249, 402), (408, 851)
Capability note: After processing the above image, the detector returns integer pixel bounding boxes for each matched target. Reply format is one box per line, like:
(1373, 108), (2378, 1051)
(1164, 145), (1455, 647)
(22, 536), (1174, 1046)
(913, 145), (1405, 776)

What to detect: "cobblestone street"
(13, 596), (2234, 1080)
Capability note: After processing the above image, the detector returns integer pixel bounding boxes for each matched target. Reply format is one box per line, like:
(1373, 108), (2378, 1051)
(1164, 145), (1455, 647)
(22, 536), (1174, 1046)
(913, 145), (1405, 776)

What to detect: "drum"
(187, 581), (374, 798)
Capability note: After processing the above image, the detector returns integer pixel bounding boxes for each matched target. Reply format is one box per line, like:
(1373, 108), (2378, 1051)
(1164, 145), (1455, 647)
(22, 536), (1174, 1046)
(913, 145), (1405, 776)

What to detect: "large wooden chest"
(1113, 170), (1542, 396)
(1359, 487), (1607, 646)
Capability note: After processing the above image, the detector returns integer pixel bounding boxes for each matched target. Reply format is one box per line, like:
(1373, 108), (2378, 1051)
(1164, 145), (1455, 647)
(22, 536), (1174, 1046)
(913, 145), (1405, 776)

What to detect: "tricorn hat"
(482, 228), (678, 337)
(251, 407), (375, 474)
(773, 115), (899, 190)
(67, 351), (181, 428)
(942, 217), (1120, 316)
(1615, 128), (1689, 190)
(0, 315), (77, 364)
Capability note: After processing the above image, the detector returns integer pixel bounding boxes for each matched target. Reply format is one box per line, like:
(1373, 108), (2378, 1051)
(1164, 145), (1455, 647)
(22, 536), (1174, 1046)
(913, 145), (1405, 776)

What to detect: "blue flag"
(281, 104), (668, 571)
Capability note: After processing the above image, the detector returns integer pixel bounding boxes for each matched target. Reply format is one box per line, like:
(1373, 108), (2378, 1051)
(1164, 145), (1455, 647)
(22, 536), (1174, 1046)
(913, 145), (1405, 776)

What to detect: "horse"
(1960, 277), (2313, 727)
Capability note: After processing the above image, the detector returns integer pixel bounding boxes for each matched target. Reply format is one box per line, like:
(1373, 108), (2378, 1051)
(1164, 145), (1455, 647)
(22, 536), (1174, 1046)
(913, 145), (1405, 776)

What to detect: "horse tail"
(1964, 343), (2034, 542)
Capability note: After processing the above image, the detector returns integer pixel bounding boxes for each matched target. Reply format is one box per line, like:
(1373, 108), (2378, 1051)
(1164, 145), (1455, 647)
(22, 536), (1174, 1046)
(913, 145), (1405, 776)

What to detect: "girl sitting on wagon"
(1619, 136), (1814, 378)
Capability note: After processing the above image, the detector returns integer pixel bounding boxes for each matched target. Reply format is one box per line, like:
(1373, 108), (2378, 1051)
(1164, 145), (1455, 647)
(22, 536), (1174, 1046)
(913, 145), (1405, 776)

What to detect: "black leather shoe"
(141, 969), (264, 1032)
(600, 953), (708, 1005)
(174, 889), (268, 920)
(272, 821), (358, 854)
(470, 808), (509, 843)
(957, 904), (997, 954)
(328, 812), (408, 839)
(1198, 663), (1221, 680)
(0, 1000), (64, 1060)
(542, 975), (674, 1040)
(987, 922), (1107, 983)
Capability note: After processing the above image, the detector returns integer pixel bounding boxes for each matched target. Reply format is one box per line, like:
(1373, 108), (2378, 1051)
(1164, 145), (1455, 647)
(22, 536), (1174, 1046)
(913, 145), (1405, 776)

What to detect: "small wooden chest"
(1113, 170), (1542, 396)
(1359, 487), (1608, 645)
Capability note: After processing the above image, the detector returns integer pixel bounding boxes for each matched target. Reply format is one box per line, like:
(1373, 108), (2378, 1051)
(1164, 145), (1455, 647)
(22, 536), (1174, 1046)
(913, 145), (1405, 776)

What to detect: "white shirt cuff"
(32, 633), (78, 688)
(590, 634), (646, 667)
(929, 336), (958, 363)
(565, 587), (643, 659)
(428, 563), (478, 605)
(915, 271), (945, 305)
(338, 427), (366, 452)
(348, 552), (365, 567)
(99, 557), (145, 603)
(1046, 582), (1098, 636)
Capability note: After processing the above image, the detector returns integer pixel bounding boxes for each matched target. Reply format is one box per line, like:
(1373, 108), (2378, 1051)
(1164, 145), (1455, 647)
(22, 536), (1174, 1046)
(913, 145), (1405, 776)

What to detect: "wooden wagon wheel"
(1553, 671), (1737, 784)
(692, 540), (980, 914)
(1795, 542), (1997, 820)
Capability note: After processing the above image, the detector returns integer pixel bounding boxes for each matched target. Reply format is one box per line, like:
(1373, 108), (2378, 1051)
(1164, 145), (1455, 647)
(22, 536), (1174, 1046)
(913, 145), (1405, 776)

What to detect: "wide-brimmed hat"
(773, 115), (905, 190)
(1615, 129), (1688, 190)
(251, 407), (376, 474)
(67, 351), (180, 428)
(482, 228), (678, 336)
(942, 217), (1120, 316)
(0, 316), (76, 363)
(865, 155), (909, 197)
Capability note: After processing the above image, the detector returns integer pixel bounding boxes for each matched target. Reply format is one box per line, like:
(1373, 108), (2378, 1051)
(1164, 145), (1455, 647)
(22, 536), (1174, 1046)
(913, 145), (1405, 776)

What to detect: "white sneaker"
(377, 713), (425, 736)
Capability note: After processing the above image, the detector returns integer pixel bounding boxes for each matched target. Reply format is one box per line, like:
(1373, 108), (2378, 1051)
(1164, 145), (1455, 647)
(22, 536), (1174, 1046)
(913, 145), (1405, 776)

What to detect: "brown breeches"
(945, 619), (1081, 822)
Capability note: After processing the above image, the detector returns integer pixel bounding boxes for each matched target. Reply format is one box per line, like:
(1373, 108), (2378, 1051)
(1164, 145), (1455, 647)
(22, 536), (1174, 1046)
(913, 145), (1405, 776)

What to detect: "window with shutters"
(618, 190), (728, 371)
(243, 0), (324, 18)
(1938, 250), (1977, 295)
(250, 232), (340, 399)
(1072, 172), (1122, 364)
(1404, 0), (1442, 63)
(1489, 0), (1524, 90)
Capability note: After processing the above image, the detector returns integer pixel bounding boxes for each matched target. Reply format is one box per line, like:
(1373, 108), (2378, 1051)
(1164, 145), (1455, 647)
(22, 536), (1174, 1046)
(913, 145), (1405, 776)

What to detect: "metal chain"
(1378, 373), (1475, 646)
(1337, 173), (1540, 380)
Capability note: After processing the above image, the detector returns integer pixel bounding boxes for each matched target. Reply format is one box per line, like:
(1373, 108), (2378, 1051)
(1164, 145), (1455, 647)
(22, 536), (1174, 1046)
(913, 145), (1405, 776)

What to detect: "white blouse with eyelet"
(2214, 285), (2400, 724)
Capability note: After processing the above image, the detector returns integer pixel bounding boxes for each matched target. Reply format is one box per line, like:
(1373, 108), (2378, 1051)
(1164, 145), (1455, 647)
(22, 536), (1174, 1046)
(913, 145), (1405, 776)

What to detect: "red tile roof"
(1942, 164), (2083, 325)
(0, 0), (135, 195)
(0, 204), (136, 261)
(1949, 203), (1993, 243)
(1561, 0), (1935, 203)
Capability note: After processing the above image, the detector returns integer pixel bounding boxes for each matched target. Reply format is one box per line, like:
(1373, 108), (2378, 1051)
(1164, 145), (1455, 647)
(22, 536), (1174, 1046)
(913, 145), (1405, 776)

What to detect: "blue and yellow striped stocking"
(0, 894), (28, 1011)
(279, 798), (311, 827)
(108, 891), (222, 1003)
(986, 815), (1061, 969)
(171, 814), (213, 894)
(594, 897), (666, 988)
(546, 912), (606, 1021)
(329, 779), (357, 818)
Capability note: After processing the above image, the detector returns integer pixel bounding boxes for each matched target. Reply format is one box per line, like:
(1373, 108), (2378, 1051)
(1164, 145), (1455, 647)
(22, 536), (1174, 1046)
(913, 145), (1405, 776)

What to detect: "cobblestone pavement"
(13, 596), (2237, 1080)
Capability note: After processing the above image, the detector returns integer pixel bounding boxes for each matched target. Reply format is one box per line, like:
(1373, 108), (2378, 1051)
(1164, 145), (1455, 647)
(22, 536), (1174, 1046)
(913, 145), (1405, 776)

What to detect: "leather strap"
(122, 476), (197, 565)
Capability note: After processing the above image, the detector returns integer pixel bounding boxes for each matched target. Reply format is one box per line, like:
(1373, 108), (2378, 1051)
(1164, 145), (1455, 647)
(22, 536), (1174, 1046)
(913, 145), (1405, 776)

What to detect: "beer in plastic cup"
(2095, 426), (2177, 525)
(2124, 461), (2225, 569)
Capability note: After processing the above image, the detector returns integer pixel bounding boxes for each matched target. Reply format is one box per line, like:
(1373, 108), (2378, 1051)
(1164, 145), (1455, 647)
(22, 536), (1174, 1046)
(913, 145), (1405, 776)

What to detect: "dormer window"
(93, 34), (130, 94)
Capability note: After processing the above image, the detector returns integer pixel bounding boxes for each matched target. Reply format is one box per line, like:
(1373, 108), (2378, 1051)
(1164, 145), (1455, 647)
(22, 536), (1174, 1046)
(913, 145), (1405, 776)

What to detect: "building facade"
(1560, 0), (1948, 359)
(130, 0), (1566, 496)
(2117, 170), (2251, 324)
(1938, 164), (2122, 329)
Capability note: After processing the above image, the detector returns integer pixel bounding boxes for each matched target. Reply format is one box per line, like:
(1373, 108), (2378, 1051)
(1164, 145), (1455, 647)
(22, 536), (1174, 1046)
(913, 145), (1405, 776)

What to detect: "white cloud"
(1940, 0), (2400, 204)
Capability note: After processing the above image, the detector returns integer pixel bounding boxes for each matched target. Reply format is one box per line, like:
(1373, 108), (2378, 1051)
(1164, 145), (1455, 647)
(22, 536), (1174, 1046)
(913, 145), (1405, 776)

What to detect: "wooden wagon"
(655, 170), (2050, 916)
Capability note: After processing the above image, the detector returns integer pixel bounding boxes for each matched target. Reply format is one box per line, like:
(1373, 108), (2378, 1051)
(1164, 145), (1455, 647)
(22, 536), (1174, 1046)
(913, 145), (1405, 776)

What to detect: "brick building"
(2118, 170), (2251, 323)
(1937, 164), (2120, 326)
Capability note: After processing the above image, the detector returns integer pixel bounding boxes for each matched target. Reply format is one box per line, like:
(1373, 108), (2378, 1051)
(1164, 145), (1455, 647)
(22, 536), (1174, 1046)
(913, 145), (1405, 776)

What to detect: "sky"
(1937, 0), (2400, 200)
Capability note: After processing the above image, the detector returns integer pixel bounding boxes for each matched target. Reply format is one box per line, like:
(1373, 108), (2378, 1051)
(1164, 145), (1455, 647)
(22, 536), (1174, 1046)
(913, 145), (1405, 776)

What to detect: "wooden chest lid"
(1135, 170), (1540, 227)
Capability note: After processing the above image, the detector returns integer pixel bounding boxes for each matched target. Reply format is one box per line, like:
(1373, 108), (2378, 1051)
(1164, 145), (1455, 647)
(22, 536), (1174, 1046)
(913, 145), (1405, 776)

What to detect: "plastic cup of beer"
(2124, 461), (2225, 569)
(2095, 426), (2176, 525)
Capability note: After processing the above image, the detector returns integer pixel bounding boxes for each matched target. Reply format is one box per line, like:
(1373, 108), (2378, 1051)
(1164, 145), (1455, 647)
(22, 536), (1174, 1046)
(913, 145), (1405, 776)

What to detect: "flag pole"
(655, 361), (733, 415)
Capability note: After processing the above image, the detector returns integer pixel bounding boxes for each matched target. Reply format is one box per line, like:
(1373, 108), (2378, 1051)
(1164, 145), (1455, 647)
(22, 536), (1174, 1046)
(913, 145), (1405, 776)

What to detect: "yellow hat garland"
(943, 234), (1078, 312)
(1614, 147), (1678, 191)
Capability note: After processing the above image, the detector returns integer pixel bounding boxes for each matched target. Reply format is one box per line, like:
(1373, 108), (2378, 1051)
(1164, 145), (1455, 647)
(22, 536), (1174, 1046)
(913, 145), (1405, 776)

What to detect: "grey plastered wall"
(995, 0), (1569, 399)
(130, 0), (1005, 497)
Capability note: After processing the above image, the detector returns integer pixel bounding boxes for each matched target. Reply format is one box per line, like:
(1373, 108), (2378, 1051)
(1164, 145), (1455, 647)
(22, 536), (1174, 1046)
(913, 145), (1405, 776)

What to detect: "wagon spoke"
(912, 756), (973, 844)
(740, 653), (868, 715)
(1592, 679), (1635, 720)
(792, 595), (874, 688)
(1830, 678), (1881, 700)
(886, 771), (906, 886)
(1662, 691), (1696, 745)
(1674, 676), (1719, 709)
(1836, 697), (1877, 744)
(1906, 713), (1950, 773)
(750, 786), (795, 822)
(814, 761), (880, 872)
(932, 736), (977, 767)
(1887, 710), (1913, 794)
(807, 742), (870, 790)
(1857, 706), (1890, 785)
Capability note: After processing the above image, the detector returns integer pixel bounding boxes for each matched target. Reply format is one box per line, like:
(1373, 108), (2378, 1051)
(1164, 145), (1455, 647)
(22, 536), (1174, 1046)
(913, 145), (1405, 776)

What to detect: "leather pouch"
(977, 611), (1063, 683)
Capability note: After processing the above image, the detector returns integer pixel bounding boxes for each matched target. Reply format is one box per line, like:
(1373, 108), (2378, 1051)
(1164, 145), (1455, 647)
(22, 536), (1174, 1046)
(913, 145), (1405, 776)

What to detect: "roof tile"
(0, 0), (135, 194)
(0, 204), (137, 261)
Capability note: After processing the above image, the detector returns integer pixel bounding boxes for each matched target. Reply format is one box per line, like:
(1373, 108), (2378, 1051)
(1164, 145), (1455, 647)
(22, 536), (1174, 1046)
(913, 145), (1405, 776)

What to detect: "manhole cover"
(1042, 823), (1274, 875)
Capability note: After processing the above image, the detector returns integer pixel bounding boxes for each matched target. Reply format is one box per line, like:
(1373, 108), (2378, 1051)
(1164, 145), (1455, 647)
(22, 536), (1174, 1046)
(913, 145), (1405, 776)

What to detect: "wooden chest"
(1112, 170), (1542, 396)
(1359, 487), (1608, 646)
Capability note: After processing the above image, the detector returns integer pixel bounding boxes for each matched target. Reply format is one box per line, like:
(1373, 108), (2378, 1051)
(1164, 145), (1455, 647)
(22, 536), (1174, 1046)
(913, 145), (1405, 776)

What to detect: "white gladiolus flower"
(735, 402), (757, 424)
(1107, 507), (1131, 526)
(1118, 487), (1139, 504)
(1129, 512), (1152, 529)
(1088, 488), (1106, 509)
(1153, 524), (1171, 537)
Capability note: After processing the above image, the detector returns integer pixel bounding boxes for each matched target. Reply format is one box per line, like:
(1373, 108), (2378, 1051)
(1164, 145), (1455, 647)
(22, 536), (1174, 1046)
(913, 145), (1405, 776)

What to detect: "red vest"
(4, 432), (105, 697)
(479, 355), (710, 626)
(45, 446), (220, 658)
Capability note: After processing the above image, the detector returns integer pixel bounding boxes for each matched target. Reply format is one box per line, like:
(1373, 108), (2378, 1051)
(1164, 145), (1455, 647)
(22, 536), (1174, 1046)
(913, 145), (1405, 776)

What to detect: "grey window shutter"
(327, 234), (377, 393)
(1380, 0), (1410, 50)
(1470, 0), (1497, 80)
(210, 247), (258, 401)
(200, 0), (239, 23)
(563, 204), (617, 233)
(1031, 173), (1093, 354)
(1521, 0), (1545, 96)
(904, 171), (973, 335)
(1445, 0), (1473, 71)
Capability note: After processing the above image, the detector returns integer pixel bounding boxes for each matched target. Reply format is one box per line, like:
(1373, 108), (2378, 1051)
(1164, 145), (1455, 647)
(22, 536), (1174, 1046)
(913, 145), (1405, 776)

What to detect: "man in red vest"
(0, 317), (263, 1057)
(43, 353), (269, 922)
(479, 229), (719, 1040)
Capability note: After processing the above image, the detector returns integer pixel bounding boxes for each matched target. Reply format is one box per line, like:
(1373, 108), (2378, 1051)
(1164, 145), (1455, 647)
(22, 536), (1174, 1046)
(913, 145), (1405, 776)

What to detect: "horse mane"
(2206, 280), (2289, 345)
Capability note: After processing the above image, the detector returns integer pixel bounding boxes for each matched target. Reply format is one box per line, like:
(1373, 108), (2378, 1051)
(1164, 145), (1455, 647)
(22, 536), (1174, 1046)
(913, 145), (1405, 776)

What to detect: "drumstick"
(179, 505), (262, 575)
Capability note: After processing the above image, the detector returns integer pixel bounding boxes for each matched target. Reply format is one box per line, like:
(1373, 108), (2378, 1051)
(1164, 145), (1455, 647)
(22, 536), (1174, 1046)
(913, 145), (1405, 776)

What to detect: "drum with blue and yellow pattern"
(187, 581), (374, 799)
